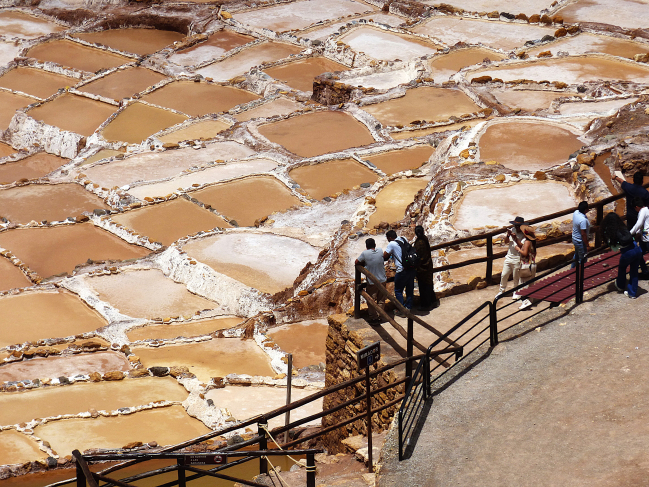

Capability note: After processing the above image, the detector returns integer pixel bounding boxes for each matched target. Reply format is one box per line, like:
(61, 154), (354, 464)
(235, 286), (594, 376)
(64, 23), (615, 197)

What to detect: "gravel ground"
(378, 281), (649, 487)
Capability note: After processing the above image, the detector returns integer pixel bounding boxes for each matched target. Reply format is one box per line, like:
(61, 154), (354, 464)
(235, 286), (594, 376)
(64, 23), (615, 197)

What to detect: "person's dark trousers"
(571, 241), (587, 269)
(394, 268), (416, 309)
(639, 240), (649, 275)
(416, 272), (436, 308)
(618, 244), (642, 297)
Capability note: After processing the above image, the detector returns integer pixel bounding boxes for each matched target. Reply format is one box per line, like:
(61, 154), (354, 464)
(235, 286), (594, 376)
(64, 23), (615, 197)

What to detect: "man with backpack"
(384, 229), (418, 315)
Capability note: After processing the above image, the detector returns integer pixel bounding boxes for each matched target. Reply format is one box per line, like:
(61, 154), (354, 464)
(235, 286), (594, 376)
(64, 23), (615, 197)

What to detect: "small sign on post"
(357, 341), (380, 371)
(357, 341), (380, 473)
(180, 454), (227, 466)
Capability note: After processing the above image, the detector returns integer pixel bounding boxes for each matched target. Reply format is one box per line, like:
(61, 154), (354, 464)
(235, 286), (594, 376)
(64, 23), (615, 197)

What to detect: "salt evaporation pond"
(339, 27), (441, 62)
(266, 319), (328, 369)
(526, 33), (649, 59)
(127, 317), (243, 342)
(364, 145), (434, 175)
(390, 119), (482, 140)
(157, 119), (232, 144)
(79, 149), (123, 166)
(419, 0), (557, 13)
(100, 102), (188, 144)
(183, 232), (320, 294)
(234, 97), (303, 121)
(0, 42), (22, 68)
(168, 30), (254, 66)
(342, 68), (418, 90)
(289, 158), (377, 200)
(0, 10), (65, 38)
(428, 48), (506, 84)
(74, 28), (185, 56)
(302, 13), (406, 41)
(0, 142), (17, 158)
(0, 153), (67, 184)
(453, 182), (577, 230)
(368, 178), (428, 228)
(0, 67), (77, 99)
(0, 91), (34, 130)
(264, 57), (348, 92)
(478, 120), (584, 171)
(0, 290), (107, 348)
(79, 67), (168, 101)
(491, 89), (572, 111)
(555, 0), (649, 30)
(83, 269), (217, 319)
(26, 39), (131, 73)
(0, 430), (45, 466)
(558, 98), (637, 117)
(27, 94), (117, 137)
(0, 258), (32, 291)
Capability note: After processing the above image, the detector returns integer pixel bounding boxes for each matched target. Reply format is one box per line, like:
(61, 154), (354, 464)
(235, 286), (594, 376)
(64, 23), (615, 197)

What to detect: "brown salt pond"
(492, 89), (572, 111)
(0, 430), (45, 465)
(0, 290), (107, 348)
(127, 316), (243, 342)
(266, 319), (327, 369)
(142, 81), (260, 117)
(555, 0), (649, 30)
(0, 90), (34, 130)
(134, 339), (274, 381)
(83, 141), (255, 188)
(84, 269), (216, 320)
(79, 149), (123, 166)
(196, 42), (303, 82)
(340, 27), (441, 62)
(183, 232), (320, 294)
(289, 159), (377, 200)
(0, 67), (77, 99)
(27, 94), (117, 137)
(111, 198), (232, 246)
(364, 145), (434, 175)
(453, 182), (577, 230)
(526, 33), (649, 59)
(34, 405), (210, 456)
(0, 378), (187, 427)
(264, 57), (348, 92)
(0, 183), (109, 224)
(234, 97), (303, 122)
(0, 257), (32, 292)
(0, 351), (129, 383)
(157, 119), (232, 144)
(0, 10), (65, 39)
(191, 176), (301, 227)
(367, 178), (428, 228)
(0, 223), (150, 278)
(168, 30), (255, 66)
(74, 29), (185, 56)
(428, 48), (506, 83)
(0, 142), (17, 158)
(478, 121), (584, 171)
(362, 87), (480, 127)
(0, 153), (67, 184)
(79, 67), (167, 101)
(26, 39), (131, 73)
(101, 102), (188, 144)
(258, 111), (375, 157)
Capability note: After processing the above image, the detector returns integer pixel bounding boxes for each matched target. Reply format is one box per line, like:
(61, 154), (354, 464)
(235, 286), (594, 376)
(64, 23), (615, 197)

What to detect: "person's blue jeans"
(572, 240), (587, 268)
(394, 269), (416, 309)
(639, 240), (649, 274)
(618, 243), (642, 297)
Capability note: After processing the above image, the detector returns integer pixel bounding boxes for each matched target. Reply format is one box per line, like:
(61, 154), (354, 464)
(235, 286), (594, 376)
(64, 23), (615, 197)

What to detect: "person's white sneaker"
(495, 292), (504, 299)
(624, 291), (637, 299)
(519, 299), (532, 310)
(512, 293), (522, 300)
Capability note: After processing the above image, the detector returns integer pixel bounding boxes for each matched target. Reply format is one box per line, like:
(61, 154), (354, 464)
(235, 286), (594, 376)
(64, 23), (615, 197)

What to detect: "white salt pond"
(167, 30), (255, 67)
(343, 67), (418, 90)
(492, 89), (571, 111)
(83, 269), (217, 320)
(235, 97), (303, 121)
(339, 27), (440, 62)
(419, 0), (557, 14)
(183, 232), (320, 294)
(301, 13), (406, 41)
(555, 0), (649, 30)
(558, 98), (638, 116)
(83, 141), (256, 188)
(0, 10), (65, 39)
(0, 42), (23, 67)
(526, 33), (649, 59)
(453, 181), (577, 230)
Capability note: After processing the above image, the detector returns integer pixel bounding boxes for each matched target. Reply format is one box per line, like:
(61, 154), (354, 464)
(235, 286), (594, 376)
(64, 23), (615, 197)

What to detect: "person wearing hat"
(514, 225), (537, 310)
(497, 216), (525, 299)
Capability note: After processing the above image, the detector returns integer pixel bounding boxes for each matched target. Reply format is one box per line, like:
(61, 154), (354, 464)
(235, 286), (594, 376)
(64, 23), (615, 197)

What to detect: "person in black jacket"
(601, 212), (643, 298)
(413, 225), (439, 310)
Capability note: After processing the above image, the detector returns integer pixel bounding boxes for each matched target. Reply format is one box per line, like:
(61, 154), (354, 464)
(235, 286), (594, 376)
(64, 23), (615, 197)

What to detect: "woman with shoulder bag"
(515, 225), (537, 310)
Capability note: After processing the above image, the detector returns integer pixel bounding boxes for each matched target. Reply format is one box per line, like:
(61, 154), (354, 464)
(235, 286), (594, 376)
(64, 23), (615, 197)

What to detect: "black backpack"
(396, 238), (419, 270)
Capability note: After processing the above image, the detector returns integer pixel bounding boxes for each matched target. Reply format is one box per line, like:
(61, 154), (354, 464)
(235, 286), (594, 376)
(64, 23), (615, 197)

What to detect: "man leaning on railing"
(572, 201), (590, 268)
(355, 237), (386, 325)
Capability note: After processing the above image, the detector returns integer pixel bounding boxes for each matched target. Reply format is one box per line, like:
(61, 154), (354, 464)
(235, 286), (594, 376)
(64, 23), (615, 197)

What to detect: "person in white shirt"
(355, 238), (386, 324)
(497, 216), (525, 300)
(630, 197), (649, 276)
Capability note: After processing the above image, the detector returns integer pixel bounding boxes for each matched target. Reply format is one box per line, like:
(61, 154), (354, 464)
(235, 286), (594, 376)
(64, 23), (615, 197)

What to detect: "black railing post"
(406, 316), (413, 379)
(398, 408), (404, 461)
(306, 452), (316, 487)
(595, 204), (604, 248)
(258, 418), (268, 475)
(489, 301), (498, 347)
(423, 352), (431, 399)
(354, 265), (362, 319)
(486, 234), (493, 285)
(177, 459), (186, 487)
(576, 259), (585, 304)
(76, 459), (85, 487)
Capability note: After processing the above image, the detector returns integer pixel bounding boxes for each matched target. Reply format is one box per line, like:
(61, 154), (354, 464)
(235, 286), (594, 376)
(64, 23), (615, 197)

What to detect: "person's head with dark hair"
(365, 238), (376, 250)
(634, 197), (646, 210)
(634, 171), (645, 186)
(414, 225), (425, 240)
(578, 201), (589, 214)
(386, 230), (397, 242)
(601, 212), (632, 248)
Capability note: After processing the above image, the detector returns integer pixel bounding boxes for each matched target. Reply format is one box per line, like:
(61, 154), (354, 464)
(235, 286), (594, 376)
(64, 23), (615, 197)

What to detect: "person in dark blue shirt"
(613, 171), (649, 230)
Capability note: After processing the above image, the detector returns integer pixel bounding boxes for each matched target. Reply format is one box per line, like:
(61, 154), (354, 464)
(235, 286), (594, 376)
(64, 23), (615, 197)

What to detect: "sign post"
(357, 341), (380, 473)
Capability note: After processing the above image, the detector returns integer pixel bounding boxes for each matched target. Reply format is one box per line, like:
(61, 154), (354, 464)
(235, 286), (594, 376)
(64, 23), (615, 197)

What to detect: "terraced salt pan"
(492, 89), (572, 111)
(289, 158), (378, 200)
(27, 94), (117, 137)
(83, 269), (217, 320)
(79, 149), (123, 166)
(111, 198), (232, 245)
(412, 18), (556, 51)
(258, 111), (375, 157)
(0, 223), (150, 277)
(83, 141), (255, 188)
(0, 67), (78, 99)
(34, 405), (210, 456)
(364, 145), (434, 175)
(196, 42), (303, 82)
(0, 377), (187, 427)
(526, 33), (649, 59)
(428, 48), (506, 83)
(266, 319), (328, 369)
(74, 29), (185, 56)
(101, 102), (188, 144)
(127, 316), (242, 342)
(168, 30), (255, 66)
(0, 142), (17, 158)
(264, 57), (348, 92)
(134, 338), (275, 381)
(367, 178), (428, 228)
(453, 181), (576, 230)
(339, 27), (441, 62)
(0, 258), (31, 291)
(420, 0), (557, 12)
(0, 351), (129, 383)
(207, 386), (322, 429)
(0, 183), (108, 224)
(478, 120), (583, 171)
(342, 68), (418, 90)
(471, 56), (649, 85)
(157, 120), (232, 144)
(362, 86), (480, 126)
(232, 0), (373, 31)
(302, 13), (406, 41)
(79, 67), (167, 101)
(184, 232), (319, 294)
(26, 40), (131, 73)
(0, 430), (45, 465)
(0, 10), (65, 39)
(127, 157), (279, 200)
(234, 97), (303, 121)
(0, 90), (34, 130)
(0, 152), (66, 184)
(556, 0), (649, 30)
(0, 290), (107, 348)
(558, 98), (637, 116)
(0, 41), (22, 68)
(390, 119), (483, 139)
